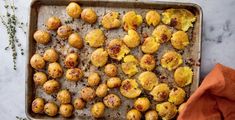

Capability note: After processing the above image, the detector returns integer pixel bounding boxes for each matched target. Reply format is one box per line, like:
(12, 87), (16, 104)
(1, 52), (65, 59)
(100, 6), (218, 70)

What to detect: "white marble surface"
(0, 0), (235, 119)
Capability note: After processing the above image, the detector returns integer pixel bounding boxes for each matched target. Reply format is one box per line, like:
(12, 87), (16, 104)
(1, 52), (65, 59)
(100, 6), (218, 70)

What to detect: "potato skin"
(30, 54), (45, 70)
(134, 97), (150, 112)
(81, 8), (97, 24)
(68, 33), (83, 49)
(59, 104), (73, 118)
(57, 89), (71, 104)
(33, 30), (51, 44)
(44, 102), (58, 117)
(107, 77), (121, 88)
(103, 94), (121, 109)
(104, 64), (118, 77)
(43, 48), (59, 62)
(140, 54), (156, 71)
(126, 109), (142, 120)
(43, 79), (60, 94)
(150, 83), (170, 102)
(90, 48), (108, 67)
(87, 72), (100, 87)
(33, 72), (47, 86)
(66, 68), (83, 81)
(48, 62), (63, 78)
(46, 16), (61, 30)
(57, 25), (72, 39)
(145, 110), (158, 120)
(91, 102), (105, 118)
(73, 98), (85, 110)
(66, 2), (82, 18)
(156, 102), (177, 120)
(120, 79), (141, 99)
(96, 84), (108, 98)
(80, 87), (96, 102)
(32, 98), (45, 114)
(85, 29), (105, 48)
(64, 53), (79, 68)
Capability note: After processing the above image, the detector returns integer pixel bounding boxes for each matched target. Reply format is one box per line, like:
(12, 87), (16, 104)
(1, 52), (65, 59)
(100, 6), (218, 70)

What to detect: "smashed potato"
(64, 53), (79, 69)
(85, 29), (105, 48)
(66, 2), (82, 18)
(44, 102), (58, 117)
(162, 8), (196, 31)
(57, 89), (71, 104)
(43, 79), (60, 94)
(33, 30), (51, 44)
(123, 29), (140, 48)
(174, 66), (193, 87)
(160, 51), (183, 71)
(57, 25), (72, 39)
(81, 8), (97, 24)
(103, 94), (121, 109)
(107, 77), (121, 88)
(30, 54), (45, 70)
(145, 110), (158, 120)
(156, 102), (177, 120)
(32, 97), (44, 114)
(138, 71), (158, 91)
(121, 55), (138, 77)
(96, 83), (108, 98)
(107, 39), (130, 61)
(91, 48), (108, 67)
(104, 64), (118, 77)
(33, 72), (47, 86)
(152, 25), (172, 43)
(140, 54), (156, 71)
(46, 16), (61, 30)
(59, 104), (73, 118)
(73, 98), (85, 110)
(123, 11), (143, 31)
(88, 72), (100, 87)
(178, 102), (186, 113)
(102, 11), (121, 29)
(141, 36), (160, 54)
(168, 87), (186, 105)
(80, 87), (96, 102)
(91, 102), (105, 118)
(150, 83), (170, 102)
(145, 10), (161, 26)
(48, 62), (63, 78)
(66, 68), (83, 81)
(68, 33), (83, 49)
(126, 109), (142, 120)
(120, 79), (141, 99)
(43, 48), (58, 63)
(134, 97), (150, 112)
(171, 31), (189, 50)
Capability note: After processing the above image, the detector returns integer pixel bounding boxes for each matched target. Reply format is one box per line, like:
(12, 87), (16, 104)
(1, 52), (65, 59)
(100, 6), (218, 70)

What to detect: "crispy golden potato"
(46, 16), (61, 30)
(174, 66), (193, 87)
(168, 87), (186, 105)
(156, 102), (177, 120)
(141, 36), (160, 54)
(33, 72), (47, 86)
(80, 87), (96, 102)
(68, 33), (83, 49)
(123, 11), (143, 31)
(66, 2), (82, 18)
(43, 79), (60, 94)
(162, 9), (196, 31)
(73, 98), (85, 110)
(64, 53), (79, 68)
(134, 97), (150, 112)
(102, 11), (121, 29)
(44, 102), (58, 117)
(59, 104), (73, 118)
(160, 51), (183, 71)
(152, 25), (172, 43)
(107, 39), (130, 61)
(43, 48), (59, 62)
(88, 72), (100, 87)
(123, 29), (140, 48)
(81, 8), (97, 24)
(104, 64), (118, 77)
(30, 54), (45, 70)
(150, 83), (170, 102)
(126, 109), (142, 120)
(178, 102), (186, 113)
(57, 89), (71, 104)
(32, 97), (44, 114)
(91, 102), (105, 118)
(107, 77), (121, 88)
(171, 31), (189, 50)
(120, 79), (141, 99)
(145, 10), (160, 26)
(103, 94), (121, 109)
(140, 54), (156, 71)
(48, 62), (63, 78)
(121, 55), (138, 77)
(90, 48), (108, 67)
(57, 25), (72, 39)
(138, 71), (158, 91)
(33, 30), (51, 44)
(145, 110), (158, 120)
(85, 29), (105, 48)
(66, 68), (83, 81)
(96, 84), (108, 98)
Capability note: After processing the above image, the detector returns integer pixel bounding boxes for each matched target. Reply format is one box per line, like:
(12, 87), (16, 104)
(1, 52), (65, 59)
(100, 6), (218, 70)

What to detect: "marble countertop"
(0, 0), (235, 119)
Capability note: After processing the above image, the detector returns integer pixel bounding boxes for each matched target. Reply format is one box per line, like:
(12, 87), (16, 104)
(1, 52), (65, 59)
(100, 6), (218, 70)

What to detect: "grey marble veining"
(0, 0), (235, 119)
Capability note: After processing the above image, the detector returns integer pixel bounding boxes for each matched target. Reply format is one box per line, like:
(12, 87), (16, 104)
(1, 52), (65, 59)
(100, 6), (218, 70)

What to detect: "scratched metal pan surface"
(25, 0), (202, 119)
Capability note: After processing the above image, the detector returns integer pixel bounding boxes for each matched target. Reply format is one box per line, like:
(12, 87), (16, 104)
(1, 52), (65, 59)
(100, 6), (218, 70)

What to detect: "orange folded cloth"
(178, 64), (235, 120)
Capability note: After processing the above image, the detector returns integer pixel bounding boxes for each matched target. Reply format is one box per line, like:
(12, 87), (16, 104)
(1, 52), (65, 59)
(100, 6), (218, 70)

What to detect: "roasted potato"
(156, 102), (177, 120)
(91, 102), (105, 118)
(168, 87), (186, 105)
(66, 2), (82, 18)
(150, 83), (170, 102)
(145, 110), (158, 120)
(32, 97), (45, 114)
(107, 39), (130, 61)
(103, 94), (121, 109)
(68, 33), (83, 49)
(57, 89), (71, 104)
(120, 79), (141, 99)
(48, 62), (63, 78)
(43, 48), (59, 62)
(171, 31), (189, 50)
(81, 8), (97, 24)
(30, 54), (45, 70)
(73, 98), (85, 110)
(91, 48), (108, 67)
(121, 55), (139, 77)
(87, 72), (100, 86)
(33, 30), (51, 44)
(141, 36), (160, 54)
(57, 25), (72, 39)
(138, 71), (158, 91)
(66, 68), (83, 81)
(104, 64), (118, 77)
(140, 54), (156, 71)
(43, 79), (60, 94)
(145, 10), (160, 26)
(126, 109), (142, 120)
(64, 53), (79, 68)
(96, 83), (108, 98)
(33, 72), (47, 86)
(152, 25), (172, 43)
(44, 102), (58, 117)
(123, 11), (143, 31)
(59, 104), (73, 118)
(107, 77), (121, 88)
(102, 11), (121, 29)
(134, 97), (150, 112)
(123, 29), (140, 48)
(80, 87), (96, 102)
(178, 102), (186, 113)
(160, 51), (183, 71)
(46, 16), (61, 30)
(85, 29), (105, 48)
(174, 66), (193, 87)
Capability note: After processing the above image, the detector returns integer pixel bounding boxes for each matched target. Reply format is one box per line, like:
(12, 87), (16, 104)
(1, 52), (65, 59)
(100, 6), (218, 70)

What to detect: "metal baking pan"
(26, 0), (202, 119)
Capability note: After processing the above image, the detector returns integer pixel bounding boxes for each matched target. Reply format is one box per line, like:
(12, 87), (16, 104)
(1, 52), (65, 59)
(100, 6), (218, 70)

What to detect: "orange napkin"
(178, 64), (235, 120)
